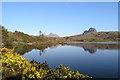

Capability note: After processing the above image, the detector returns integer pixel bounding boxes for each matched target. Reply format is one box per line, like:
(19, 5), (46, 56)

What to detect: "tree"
(39, 30), (44, 37)
(39, 30), (42, 36)
(41, 33), (44, 37)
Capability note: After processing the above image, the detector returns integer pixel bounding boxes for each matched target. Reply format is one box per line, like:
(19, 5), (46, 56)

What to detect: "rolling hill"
(63, 28), (120, 42)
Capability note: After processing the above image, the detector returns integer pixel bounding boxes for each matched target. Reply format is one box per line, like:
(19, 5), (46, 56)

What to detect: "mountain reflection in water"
(13, 42), (119, 55)
(65, 42), (119, 54)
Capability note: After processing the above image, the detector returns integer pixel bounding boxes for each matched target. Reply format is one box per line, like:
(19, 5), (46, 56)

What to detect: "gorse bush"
(1, 48), (91, 80)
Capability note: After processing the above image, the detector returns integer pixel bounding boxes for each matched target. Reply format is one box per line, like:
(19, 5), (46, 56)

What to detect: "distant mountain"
(83, 28), (97, 35)
(63, 28), (120, 42)
(45, 33), (59, 38)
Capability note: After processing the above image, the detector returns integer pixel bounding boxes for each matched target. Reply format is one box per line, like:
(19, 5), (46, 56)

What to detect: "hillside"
(1, 26), (120, 49)
(63, 28), (120, 42)
(0, 26), (65, 48)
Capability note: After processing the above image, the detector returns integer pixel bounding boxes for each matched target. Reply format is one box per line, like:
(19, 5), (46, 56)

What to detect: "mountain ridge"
(45, 33), (59, 38)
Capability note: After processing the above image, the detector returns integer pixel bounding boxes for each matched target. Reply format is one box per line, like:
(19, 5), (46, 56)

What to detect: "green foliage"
(1, 48), (91, 80)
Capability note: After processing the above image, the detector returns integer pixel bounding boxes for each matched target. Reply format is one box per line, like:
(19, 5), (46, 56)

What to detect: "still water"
(22, 42), (119, 78)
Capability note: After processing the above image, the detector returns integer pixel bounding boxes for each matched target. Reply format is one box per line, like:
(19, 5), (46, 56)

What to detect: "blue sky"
(2, 2), (118, 37)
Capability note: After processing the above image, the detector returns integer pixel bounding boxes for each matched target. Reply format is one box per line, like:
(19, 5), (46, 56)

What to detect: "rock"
(83, 28), (97, 35)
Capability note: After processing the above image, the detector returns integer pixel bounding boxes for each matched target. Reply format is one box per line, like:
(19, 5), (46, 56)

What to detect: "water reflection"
(12, 44), (55, 55)
(83, 47), (97, 53)
(39, 49), (45, 56)
(22, 42), (119, 78)
(48, 45), (60, 49)
(65, 42), (119, 54)
(12, 42), (120, 55)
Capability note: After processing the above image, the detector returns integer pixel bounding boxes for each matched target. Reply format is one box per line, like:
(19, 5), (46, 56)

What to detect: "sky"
(1, 2), (118, 37)
(1, 0), (120, 2)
